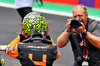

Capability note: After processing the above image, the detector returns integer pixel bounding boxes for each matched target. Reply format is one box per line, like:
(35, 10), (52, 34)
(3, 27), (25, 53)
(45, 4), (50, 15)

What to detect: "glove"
(5, 46), (14, 53)
(0, 54), (4, 66)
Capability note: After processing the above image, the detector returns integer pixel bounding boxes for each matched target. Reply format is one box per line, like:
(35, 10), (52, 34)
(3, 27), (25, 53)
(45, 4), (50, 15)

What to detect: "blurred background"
(0, 0), (100, 66)
(0, 0), (100, 20)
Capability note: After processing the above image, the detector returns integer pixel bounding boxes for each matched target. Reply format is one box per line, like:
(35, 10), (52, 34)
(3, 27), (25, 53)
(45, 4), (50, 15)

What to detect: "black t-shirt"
(19, 34), (52, 44)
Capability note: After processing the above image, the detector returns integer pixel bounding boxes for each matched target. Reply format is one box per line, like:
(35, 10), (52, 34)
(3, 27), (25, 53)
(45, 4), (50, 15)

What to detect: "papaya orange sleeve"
(56, 47), (60, 59)
(50, 38), (60, 59)
(50, 38), (55, 45)
(8, 35), (20, 46)
(6, 44), (19, 58)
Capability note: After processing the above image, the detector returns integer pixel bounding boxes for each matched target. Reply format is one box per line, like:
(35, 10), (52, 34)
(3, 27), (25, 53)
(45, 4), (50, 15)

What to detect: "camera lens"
(70, 18), (82, 29)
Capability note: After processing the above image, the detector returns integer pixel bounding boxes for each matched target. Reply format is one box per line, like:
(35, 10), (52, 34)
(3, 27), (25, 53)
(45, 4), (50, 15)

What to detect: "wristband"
(66, 30), (71, 33)
(82, 30), (87, 36)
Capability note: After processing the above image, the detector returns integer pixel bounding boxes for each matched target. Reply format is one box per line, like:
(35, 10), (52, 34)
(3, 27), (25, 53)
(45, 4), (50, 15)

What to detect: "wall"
(0, 0), (100, 19)
(43, 0), (100, 9)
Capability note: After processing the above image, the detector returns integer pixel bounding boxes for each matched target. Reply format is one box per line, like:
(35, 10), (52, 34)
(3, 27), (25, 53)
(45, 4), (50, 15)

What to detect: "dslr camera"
(70, 18), (82, 29)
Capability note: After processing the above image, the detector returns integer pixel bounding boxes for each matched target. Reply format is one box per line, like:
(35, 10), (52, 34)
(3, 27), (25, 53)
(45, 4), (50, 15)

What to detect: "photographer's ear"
(85, 12), (88, 16)
(85, 13), (88, 19)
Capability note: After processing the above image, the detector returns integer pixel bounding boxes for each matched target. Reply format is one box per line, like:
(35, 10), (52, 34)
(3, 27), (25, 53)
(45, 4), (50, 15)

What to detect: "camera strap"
(71, 30), (83, 57)
(83, 19), (89, 59)
(71, 20), (89, 59)
(83, 38), (88, 59)
(79, 33), (88, 59)
(71, 31), (88, 59)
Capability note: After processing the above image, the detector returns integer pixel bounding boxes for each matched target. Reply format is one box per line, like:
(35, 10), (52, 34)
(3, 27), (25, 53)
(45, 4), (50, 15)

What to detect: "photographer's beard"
(82, 17), (88, 26)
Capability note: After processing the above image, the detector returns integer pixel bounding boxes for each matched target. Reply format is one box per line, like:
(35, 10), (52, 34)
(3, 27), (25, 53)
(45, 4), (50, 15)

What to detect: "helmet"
(22, 12), (48, 36)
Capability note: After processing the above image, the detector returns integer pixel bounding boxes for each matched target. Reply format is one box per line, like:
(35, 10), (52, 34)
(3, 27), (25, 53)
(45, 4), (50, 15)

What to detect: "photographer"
(57, 4), (100, 66)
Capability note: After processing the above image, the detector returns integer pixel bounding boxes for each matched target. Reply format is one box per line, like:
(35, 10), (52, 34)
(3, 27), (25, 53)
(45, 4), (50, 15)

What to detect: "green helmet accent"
(22, 12), (47, 34)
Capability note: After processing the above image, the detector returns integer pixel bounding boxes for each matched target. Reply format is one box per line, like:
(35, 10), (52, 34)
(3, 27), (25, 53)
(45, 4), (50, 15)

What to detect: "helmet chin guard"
(22, 28), (52, 44)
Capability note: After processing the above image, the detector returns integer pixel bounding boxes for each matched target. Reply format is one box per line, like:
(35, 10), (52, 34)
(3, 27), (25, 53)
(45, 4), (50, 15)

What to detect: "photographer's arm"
(73, 22), (100, 48)
(85, 32), (100, 48)
(57, 19), (71, 48)
(57, 30), (70, 48)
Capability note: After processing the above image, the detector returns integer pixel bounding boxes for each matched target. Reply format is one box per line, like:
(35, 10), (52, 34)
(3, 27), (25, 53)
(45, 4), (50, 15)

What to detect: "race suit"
(6, 34), (60, 66)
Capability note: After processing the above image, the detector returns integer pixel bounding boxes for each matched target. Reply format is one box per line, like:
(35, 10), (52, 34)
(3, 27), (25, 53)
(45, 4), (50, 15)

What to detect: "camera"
(70, 18), (82, 29)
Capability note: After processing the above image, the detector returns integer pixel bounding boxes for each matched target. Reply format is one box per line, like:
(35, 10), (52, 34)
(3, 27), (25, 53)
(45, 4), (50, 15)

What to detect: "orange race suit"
(6, 34), (60, 66)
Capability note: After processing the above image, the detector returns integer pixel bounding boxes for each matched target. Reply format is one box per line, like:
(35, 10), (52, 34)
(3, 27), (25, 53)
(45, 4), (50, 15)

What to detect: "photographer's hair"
(72, 4), (87, 14)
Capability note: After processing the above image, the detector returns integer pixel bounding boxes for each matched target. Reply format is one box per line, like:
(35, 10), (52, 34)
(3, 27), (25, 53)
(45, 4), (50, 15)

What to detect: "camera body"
(70, 18), (82, 29)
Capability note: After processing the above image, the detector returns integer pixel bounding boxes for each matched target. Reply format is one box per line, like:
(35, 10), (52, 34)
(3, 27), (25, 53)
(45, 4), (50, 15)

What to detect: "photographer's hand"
(66, 19), (72, 32)
(72, 22), (86, 33)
